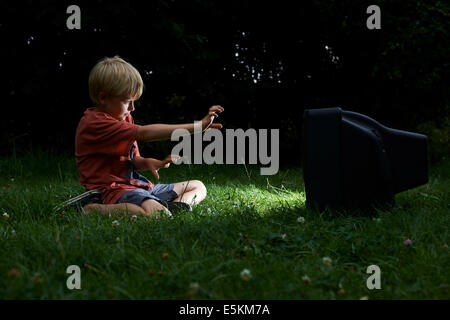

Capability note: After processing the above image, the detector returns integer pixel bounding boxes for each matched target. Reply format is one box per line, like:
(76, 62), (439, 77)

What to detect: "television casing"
(302, 107), (429, 211)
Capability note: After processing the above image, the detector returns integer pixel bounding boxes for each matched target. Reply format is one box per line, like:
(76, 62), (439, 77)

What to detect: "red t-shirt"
(75, 108), (154, 204)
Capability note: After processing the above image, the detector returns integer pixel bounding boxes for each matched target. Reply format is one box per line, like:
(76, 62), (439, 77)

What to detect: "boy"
(73, 56), (224, 217)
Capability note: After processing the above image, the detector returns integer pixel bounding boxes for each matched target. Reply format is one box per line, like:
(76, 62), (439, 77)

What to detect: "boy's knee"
(193, 180), (207, 196)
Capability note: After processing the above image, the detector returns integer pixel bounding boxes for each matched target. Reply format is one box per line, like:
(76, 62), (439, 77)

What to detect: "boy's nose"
(129, 101), (135, 111)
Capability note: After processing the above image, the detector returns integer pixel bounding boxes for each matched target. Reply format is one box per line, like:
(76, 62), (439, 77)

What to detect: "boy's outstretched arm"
(136, 105), (224, 142)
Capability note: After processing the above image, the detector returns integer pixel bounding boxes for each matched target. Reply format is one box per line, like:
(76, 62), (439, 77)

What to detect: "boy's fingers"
(209, 123), (223, 129)
(210, 105), (224, 113)
(152, 169), (159, 180)
(203, 106), (223, 131)
(159, 159), (170, 168)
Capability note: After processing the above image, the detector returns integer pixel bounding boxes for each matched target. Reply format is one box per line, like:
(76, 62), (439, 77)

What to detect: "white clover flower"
(302, 275), (311, 285)
(322, 256), (332, 266)
(297, 216), (305, 224)
(3, 212), (9, 219)
(116, 237), (120, 242)
(188, 282), (200, 296)
(131, 215), (138, 221)
(338, 288), (347, 296)
(240, 268), (252, 281)
(112, 220), (120, 227)
(189, 282), (200, 290)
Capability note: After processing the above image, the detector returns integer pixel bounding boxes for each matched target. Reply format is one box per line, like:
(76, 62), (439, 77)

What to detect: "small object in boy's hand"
(169, 154), (184, 165)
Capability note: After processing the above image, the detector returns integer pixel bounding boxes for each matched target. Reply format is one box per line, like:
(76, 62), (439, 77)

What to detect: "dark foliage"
(1, 0), (449, 163)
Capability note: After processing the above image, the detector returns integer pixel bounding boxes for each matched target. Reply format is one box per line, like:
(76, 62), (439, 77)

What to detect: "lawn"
(0, 150), (449, 299)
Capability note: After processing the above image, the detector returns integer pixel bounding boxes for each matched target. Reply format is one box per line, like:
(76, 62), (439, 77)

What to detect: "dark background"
(1, 0), (449, 165)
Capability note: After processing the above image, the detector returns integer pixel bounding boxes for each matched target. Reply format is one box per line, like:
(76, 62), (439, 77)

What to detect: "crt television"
(302, 107), (429, 211)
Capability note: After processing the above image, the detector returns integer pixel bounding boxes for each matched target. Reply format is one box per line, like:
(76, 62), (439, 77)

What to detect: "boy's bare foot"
(141, 199), (172, 217)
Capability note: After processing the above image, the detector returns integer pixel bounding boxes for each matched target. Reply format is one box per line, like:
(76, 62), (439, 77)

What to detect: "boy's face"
(97, 92), (136, 121)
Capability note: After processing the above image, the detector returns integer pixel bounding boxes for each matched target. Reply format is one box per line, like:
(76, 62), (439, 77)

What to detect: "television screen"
(302, 107), (429, 212)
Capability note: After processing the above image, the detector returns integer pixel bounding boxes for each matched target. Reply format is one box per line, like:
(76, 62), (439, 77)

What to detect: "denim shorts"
(117, 184), (179, 206)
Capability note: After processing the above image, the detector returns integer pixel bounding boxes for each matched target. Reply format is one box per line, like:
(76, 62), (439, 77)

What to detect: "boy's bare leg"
(82, 203), (146, 216)
(82, 183), (202, 216)
(84, 200), (170, 218)
(172, 180), (207, 205)
(141, 199), (172, 217)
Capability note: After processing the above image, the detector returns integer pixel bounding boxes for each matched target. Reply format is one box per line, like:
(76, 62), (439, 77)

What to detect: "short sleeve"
(77, 111), (140, 157)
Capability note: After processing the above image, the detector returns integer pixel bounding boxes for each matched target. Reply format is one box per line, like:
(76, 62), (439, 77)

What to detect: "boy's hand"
(147, 155), (180, 180)
(201, 105), (224, 131)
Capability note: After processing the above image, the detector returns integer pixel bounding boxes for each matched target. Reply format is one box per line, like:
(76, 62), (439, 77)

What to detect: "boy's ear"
(97, 92), (107, 104)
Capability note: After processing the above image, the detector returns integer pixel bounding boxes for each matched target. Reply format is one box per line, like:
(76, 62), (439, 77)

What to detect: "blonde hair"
(88, 56), (143, 105)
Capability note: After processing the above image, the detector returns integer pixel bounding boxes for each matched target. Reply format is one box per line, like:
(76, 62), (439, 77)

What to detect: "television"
(302, 107), (429, 212)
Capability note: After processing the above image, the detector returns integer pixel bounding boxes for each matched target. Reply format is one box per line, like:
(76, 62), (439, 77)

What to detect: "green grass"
(0, 150), (449, 299)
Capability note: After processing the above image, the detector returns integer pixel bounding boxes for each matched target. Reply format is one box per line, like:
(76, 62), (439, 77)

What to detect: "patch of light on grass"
(207, 184), (306, 216)
(245, 186), (306, 215)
